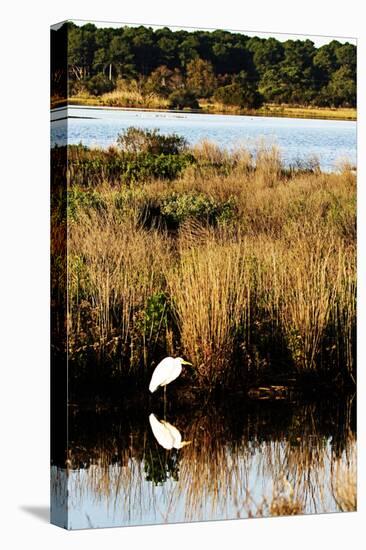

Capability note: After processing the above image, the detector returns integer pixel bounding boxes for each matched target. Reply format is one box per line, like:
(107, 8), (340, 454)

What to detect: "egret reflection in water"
(51, 397), (356, 528)
(149, 413), (191, 450)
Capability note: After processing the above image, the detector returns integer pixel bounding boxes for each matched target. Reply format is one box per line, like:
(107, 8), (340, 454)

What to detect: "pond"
(51, 106), (356, 172)
(51, 395), (356, 529)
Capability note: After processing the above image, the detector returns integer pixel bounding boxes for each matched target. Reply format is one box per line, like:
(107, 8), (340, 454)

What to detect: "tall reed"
(68, 206), (169, 369)
(166, 227), (250, 386)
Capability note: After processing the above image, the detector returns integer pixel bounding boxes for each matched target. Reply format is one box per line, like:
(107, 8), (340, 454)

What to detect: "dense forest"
(52, 22), (356, 110)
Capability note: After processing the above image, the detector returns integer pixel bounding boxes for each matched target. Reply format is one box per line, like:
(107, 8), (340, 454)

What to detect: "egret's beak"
(181, 360), (193, 366)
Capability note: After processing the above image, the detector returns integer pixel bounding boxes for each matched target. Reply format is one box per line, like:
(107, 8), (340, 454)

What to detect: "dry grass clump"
(254, 142), (283, 187)
(259, 233), (355, 373)
(166, 227), (250, 386)
(191, 139), (275, 180)
(273, 235), (345, 370)
(102, 78), (169, 109)
(191, 139), (230, 165)
(68, 206), (170, 368)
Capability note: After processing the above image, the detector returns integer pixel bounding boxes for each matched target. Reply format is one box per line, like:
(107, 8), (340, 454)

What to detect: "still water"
(51, 396), (356, 529)
(51, 106), (356, 172)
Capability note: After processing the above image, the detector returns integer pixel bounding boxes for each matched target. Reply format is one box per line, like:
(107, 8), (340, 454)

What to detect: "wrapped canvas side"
(50, 22), (69, 529)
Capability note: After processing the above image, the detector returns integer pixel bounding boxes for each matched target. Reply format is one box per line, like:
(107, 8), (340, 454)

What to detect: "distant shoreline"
(51, 98), (357, 122)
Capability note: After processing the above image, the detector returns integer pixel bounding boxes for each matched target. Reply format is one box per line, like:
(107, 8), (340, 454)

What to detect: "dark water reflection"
(51, 395), (356, 529)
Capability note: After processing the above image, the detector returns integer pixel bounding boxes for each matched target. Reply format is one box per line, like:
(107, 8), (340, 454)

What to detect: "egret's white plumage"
(149, 413), (191, 450)
(149, 356), (191, 393)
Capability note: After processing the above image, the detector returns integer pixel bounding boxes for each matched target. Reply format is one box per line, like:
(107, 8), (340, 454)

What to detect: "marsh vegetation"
(51, 128), (356, 399)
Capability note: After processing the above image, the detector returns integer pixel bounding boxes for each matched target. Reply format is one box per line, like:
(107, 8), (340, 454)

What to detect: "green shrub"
(214, 73), (263, 109)
(66, 145), (194, 185)
(215, 83), (263, 109)
(168, 89), (199, 110)
(117, 127), (187, 155)
(69, 79), (87, 96)
(67, 188), (106, 220)
(85, 73), (116, 96)
(141, 291), (169, 343)
(121, 153), (193, 182)
(160, 193), (236, 227)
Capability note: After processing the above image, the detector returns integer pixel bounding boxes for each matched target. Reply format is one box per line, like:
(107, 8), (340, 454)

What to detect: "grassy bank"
(200, 101), (357, 120)
(52, 132), (356, 394)
(61, 93), (356, 120)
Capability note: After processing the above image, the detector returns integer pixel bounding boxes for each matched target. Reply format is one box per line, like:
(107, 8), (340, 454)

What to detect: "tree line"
(53, 22), (356, 109)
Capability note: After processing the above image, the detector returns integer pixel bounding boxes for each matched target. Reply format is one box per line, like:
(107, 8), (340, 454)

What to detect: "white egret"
(149, 413), (191, 450)
(149, 356), (192, 394)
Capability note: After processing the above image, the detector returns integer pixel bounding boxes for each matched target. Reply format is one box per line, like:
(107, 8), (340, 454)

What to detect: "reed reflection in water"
(52, 397), (356, 529)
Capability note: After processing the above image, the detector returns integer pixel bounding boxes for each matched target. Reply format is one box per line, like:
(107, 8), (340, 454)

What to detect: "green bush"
(214, 73), (263, 109)
(117, 127), (187, 155)
(69, 79), (87, 96)
(214, 83), (263, 109)
(65, 145), (194, 185)
(85, 73), (116, 96)
(160, 192), (236, 227)
(142, 292), (169, 339)
(121, 153), (193, 183)
(67, 187), (106, 220)
(168, 89), (199, 110)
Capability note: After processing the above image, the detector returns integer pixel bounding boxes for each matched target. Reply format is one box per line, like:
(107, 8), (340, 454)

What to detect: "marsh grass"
(166, 228), (250, 386)
(68, 207), (170, 370)
(61, 138), (356, 389)
(275, 236), (345, 371)
(70, 78), (169, 110)
(254, 142), (283, 187)
(198, 100), (357, 120)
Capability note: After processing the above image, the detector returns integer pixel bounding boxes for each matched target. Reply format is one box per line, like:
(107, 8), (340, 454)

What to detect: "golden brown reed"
(68, 205), (170, 368)
(71, 78), (169, 110)
(166, 227), (250, 386)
